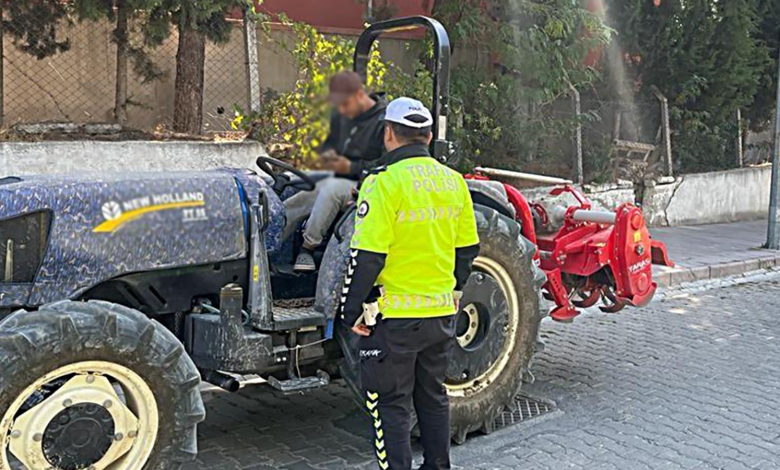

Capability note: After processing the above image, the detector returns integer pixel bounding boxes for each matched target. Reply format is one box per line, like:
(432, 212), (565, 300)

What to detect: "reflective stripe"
(366, 390), (389, 469)
(396, 205), (463, 223)
(381, 292), (454, 311)
(340, 250), (360, 315)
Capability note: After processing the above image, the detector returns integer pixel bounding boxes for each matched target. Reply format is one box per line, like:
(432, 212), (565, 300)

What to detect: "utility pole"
(571, 86), (583, 186)
(243, 8), (261, 114)
(736, 108), (744, 168)
(767, 42), (780, 250)
(0, 1), (5, 130)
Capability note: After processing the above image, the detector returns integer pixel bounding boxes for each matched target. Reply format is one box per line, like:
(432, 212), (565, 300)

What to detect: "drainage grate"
(491, 395), (555, 432)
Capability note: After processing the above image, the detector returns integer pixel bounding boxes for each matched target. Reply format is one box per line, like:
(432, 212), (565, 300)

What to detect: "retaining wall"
(642, 165), (771, 227)
(0, 140), (266, 175)
(1, 140), (772, 228)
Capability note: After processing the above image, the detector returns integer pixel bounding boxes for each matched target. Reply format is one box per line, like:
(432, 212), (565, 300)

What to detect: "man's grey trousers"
(283, 178), (357, 249)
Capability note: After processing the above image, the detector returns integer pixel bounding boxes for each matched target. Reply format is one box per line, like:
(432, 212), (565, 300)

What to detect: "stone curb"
(655, 254), (780, 288)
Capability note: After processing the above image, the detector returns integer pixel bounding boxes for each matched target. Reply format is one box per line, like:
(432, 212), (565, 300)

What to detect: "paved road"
(195, 277), (780, 470)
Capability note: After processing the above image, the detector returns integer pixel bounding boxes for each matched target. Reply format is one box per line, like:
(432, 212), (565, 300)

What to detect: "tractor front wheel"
(0, 300), (205, 470)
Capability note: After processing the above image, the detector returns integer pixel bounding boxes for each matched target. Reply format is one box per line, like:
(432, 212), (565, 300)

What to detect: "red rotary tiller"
(467, 169), (674, 323)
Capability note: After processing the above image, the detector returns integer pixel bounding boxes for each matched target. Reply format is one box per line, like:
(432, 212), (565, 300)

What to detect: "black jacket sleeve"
(340, 249), (387, 327)
(454, 244), (480, 291)
(345, 124), (385, 180)
(320, 111), (341, 153)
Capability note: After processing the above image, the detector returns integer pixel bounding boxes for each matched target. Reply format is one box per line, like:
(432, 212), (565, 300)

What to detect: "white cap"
(384, 97), (434, 129)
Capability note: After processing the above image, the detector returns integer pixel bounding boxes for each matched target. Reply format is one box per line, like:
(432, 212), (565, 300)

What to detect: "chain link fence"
(0, 2), (252, 134)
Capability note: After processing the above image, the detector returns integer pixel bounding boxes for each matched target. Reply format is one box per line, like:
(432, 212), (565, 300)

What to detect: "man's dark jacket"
(321, 93), (387, 180)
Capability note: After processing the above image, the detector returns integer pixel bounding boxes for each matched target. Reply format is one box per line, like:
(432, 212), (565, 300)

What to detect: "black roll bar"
(354, 16), (452, 161)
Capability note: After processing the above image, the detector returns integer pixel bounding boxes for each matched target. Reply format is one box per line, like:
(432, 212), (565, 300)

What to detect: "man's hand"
(324, 156), (352, 175)
(351, 324), (372, 337)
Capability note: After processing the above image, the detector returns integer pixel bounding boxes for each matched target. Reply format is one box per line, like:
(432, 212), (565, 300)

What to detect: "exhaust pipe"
(201, 369), (240, 393)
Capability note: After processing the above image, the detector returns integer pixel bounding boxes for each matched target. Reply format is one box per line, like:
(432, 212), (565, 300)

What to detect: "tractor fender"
(465, 179), (516, 220)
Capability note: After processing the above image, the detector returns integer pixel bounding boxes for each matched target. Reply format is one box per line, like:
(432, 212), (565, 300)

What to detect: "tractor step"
(267, 371), (330, 395)
(270, 304), (328, 331)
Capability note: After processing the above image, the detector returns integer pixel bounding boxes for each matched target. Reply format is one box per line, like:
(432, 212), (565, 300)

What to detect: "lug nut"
(86, 375), (95, 384)
(103, 400), (113, 409)
(10, 430), (21, 439)
(63, 399), (73, 408)
(114, 433), (124, 441)
(128, 430), (138, 438)
(33, 433), (43, 442)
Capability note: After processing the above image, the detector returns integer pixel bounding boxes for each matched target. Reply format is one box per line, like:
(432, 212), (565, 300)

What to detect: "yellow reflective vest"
(351, 148), (479, 319)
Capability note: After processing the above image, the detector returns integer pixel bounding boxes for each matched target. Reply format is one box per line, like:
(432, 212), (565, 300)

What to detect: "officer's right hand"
(352, 324), (372, 337)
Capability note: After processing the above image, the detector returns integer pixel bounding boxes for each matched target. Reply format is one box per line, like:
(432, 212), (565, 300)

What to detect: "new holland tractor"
(0, 17), (671, 470)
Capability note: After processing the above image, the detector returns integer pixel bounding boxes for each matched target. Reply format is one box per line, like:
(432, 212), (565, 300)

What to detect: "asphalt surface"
(195, 275), (780, 470)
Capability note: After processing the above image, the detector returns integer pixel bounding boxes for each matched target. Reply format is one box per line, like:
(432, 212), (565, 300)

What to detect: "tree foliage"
(607, 0), (778, 173)
(428, 0), (611, 172)
(1, 1), (71, 60)
(236, 19), (430, 166)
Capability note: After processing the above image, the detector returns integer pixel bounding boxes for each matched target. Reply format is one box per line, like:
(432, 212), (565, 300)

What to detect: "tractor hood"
(0, 169), (280, 308)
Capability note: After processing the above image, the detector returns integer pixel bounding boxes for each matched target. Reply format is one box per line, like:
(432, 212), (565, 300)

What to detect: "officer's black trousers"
(359, 316), (456, 470)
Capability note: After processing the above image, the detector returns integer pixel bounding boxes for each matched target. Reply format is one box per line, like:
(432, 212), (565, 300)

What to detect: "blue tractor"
(0, 17), (543, 470)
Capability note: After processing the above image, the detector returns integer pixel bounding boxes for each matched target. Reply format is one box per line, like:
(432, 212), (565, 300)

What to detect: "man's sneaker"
(294, 251), (316, 272)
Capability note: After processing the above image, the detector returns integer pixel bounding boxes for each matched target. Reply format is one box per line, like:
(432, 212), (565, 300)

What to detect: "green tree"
(141, 0), (253, 134)
(746, 0), (780, 130)
(428, 0), (611, 171)
(236, 19), (427, 166)
(607, 0), (772, 172)
(72, 0), (165, 125)
(1, 1), (71, 60)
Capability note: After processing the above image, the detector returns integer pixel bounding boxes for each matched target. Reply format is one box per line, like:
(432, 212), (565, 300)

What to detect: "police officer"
(340, 97), (480, 470)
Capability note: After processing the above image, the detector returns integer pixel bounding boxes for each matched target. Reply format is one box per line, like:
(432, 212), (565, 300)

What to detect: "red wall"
(258, 0), (431, 34)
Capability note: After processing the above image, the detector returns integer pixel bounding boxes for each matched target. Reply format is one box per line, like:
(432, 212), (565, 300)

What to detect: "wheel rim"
(1, 361), (159, 470)
(446, 256), (519, 398)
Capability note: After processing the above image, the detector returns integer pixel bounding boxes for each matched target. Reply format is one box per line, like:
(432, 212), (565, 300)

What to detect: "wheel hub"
(446, 269), (510, 388)
(456, 304), (481, 348)
(8, 374), (141, 470)
(43, 404), (116, 470)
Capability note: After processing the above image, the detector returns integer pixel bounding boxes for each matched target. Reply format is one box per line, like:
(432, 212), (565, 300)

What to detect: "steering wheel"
(256, 156), (317, 194)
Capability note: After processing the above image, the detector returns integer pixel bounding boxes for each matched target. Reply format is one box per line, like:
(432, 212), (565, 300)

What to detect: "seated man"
(284, 71), (387, 271)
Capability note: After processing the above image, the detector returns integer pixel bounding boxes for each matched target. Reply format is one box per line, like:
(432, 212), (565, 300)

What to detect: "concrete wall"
(475, 166), (772, 229)
(0, 141), (266, 176)
(641, 166), (772, 227)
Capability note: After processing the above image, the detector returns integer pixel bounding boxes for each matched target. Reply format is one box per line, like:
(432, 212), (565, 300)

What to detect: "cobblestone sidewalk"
(196, 277), (780, 470)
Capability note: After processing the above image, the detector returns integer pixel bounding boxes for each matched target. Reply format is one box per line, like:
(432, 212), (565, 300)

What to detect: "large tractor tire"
(325, 205), (545, 443)
(446, 205), (545, 443)
(0, 300), (205, 470)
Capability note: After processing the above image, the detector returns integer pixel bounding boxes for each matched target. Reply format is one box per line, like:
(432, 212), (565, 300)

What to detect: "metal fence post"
(571, 86), (583, 186)
(243, 9), (261, 114)
(652, 87), (673, 177)
(736, 108), (744, 168)
(767, 44), (780, 250)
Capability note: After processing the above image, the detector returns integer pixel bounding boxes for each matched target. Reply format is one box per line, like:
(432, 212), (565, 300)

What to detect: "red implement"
(465, 176), (674, 322)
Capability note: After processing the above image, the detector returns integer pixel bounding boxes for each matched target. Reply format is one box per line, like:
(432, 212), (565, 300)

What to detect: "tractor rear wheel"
(0, 300), (205, 470)
(447, 205), (545, 443)
(335, 205), (544, 443)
